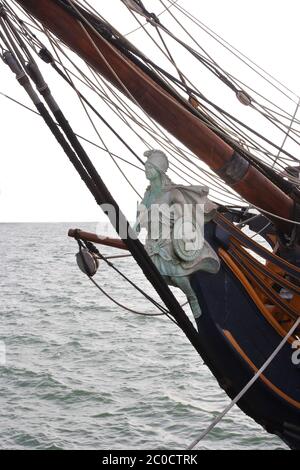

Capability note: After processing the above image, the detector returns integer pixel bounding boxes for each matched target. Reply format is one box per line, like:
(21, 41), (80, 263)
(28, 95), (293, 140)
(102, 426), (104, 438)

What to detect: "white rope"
(187, 315), (300, 449)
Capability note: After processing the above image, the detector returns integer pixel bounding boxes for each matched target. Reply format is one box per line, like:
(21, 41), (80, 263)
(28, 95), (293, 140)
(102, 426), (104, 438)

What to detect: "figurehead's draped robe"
(138, 184), (220, 278)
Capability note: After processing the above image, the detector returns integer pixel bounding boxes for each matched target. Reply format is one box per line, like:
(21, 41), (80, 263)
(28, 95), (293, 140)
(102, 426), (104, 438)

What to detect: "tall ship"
(1, 0), (300, 449)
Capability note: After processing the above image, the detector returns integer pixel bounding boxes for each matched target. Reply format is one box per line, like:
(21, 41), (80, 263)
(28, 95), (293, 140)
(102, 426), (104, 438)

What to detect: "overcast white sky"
(1, 0), (300, 222)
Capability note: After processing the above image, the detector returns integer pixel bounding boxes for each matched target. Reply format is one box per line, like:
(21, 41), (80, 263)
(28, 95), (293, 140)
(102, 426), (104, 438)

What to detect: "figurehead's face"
(143, 150), (169, 181)
(145, 161), (160, 181)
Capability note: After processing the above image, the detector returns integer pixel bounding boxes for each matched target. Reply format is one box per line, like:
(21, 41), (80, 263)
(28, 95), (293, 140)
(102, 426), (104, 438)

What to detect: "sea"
(0, 223), (287, 450)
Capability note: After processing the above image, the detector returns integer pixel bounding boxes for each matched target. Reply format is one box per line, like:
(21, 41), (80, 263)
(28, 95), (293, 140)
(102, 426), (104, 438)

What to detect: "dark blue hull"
(191, 223), (300, 449)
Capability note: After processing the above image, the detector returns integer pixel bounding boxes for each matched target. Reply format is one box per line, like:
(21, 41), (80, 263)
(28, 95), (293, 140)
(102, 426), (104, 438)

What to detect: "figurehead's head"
(144, 149), (169, 174)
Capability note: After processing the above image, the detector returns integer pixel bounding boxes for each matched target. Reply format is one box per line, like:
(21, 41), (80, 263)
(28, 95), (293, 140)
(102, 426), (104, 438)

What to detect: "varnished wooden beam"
(68, 228), (128, 250)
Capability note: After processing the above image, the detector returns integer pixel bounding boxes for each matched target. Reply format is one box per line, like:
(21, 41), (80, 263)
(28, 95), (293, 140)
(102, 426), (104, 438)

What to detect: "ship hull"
(191, 223), (300, 449)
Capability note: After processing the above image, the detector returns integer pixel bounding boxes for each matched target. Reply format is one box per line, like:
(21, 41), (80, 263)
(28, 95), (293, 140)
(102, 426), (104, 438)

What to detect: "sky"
(1, 0), (300, 222)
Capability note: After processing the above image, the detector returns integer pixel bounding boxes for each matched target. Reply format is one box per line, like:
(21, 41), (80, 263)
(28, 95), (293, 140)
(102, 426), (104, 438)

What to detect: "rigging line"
(50, 41), (168, 142)
(41, 8), (166, 165)
(250, 221), (272, 240)
(187, 314), (300, 450)
(123, 0), (179, 37)
(131, 42), (300, 163)
(44, 51), (240, 196)
(134, 15), (242, 116)
(67, 0), (215, 177)
(53, 42), (289, 178)
(88, 275), (189, 318)
(175, 91), (295, 174)
(94, 82), (243, 196)
(0, 4), (38, 47)
(145, 6), (246, 102)
(171, 0), (300, 103)
(127, 3), (234, 138)
(252, 204), (300, 226)
(37, 18), (238, 196)
(33, 16), (240, 200)
(272, 97), (300, 169)
(95, 73), (243, 198)
(86, 76), (240, 200)
(74, 89), (143, 198)
(126, 7), (189, 92)
(11, 0), (300, 151)
(213, 117), (290, 172)
(6, 0), (151, 137)
(189, 96), (286, 170)
(250, 102), (300, 151)
(251, 96), (300, 131)
(158, 0), (238, 90)
(86, 64), (152, 151)
(39, 33), (225, 194)
(43, 47), (144, 166)
(0, 88), (39, 114)
(175, 5), (300, 105)
(120, 38), (294, 171)
(83, 55), (240, 198)
(2, 10), (210, 352)
(93, 70), (217, 187)
(88, 276), (165, 317)
(75, 0), (183, 93)
(68, 58), (214, 189)
(4, 5), (145, 137)
(186, 86), (298, 164)
(0, 13), (31, 67)
(225, 70), (300, 126)
(183, 98), (288, 175)
(0, 88), (143, 172)
(0, 51), (113, 232)
(9, 0), (41, 31)
(2, 9), (35, 62)
(45, 30), (142, 198)
(80, 241), (180, 322)
(246, 90), (300, 138)
(259, 102), (300, 127)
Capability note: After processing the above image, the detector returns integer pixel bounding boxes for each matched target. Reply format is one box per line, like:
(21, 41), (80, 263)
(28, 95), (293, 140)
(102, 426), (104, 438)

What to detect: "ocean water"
(0, 223), (287, 450)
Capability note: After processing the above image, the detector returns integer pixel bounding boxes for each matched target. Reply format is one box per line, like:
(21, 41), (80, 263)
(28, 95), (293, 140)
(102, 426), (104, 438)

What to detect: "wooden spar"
(68, 228), (128, 250)
(16, 0), (294, 230)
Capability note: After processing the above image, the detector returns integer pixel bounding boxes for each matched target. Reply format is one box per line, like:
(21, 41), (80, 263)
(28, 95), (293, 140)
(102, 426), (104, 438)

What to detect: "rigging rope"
(0, 7), (243, 204)
(170, 0), (300, 103)
(76, 238), (189, 318)
(76, 238), (182, 325)
(120, 0), (300, 171)
(44, 33), (142, 198)
(53, 2), (245, 203)
(44, 31), (236, 199)
(272, 98), (300, 169)
(0, 89), (144, 172)
(9, 0), (300, 156)
(4, 2), (291, 185)
(1, 12), (209, 359)
(2, 1), (298, 215)
(4, 1), (300, 212)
